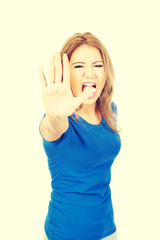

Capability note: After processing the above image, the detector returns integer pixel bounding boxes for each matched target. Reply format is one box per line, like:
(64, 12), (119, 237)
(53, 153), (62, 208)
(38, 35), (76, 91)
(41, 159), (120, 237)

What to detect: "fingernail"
(50, 56), (53, 62)
(55, 52), (59, 57)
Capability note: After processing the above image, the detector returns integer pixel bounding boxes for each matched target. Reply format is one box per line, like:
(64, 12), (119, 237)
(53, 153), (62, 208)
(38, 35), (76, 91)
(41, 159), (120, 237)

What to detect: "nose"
(84, 66), (95, 79)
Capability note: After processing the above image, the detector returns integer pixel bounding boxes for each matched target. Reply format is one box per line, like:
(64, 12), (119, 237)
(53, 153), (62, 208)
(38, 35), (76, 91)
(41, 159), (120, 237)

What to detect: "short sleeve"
(39, 114), (70, 158)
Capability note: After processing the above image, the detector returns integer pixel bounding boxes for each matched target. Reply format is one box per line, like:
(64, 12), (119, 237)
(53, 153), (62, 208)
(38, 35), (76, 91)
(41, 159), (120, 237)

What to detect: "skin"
(39, 45), (106, 140)
(69, 45), (106, 120)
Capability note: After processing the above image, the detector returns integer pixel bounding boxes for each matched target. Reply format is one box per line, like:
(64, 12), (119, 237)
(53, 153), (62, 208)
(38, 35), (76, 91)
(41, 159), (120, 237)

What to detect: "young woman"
(39, 32), (121, 240)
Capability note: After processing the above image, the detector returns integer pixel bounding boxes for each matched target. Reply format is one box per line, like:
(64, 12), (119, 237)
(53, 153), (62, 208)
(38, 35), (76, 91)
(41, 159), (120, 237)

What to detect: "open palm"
(39, 52), (93, 120)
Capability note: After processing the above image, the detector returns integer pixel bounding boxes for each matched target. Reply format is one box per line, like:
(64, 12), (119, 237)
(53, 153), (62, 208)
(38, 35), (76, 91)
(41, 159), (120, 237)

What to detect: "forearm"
(40, 114), (69, 142)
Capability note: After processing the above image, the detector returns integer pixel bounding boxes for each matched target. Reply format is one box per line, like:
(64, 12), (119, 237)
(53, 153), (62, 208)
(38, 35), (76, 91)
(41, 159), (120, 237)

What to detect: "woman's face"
(69, 45), (106, 104)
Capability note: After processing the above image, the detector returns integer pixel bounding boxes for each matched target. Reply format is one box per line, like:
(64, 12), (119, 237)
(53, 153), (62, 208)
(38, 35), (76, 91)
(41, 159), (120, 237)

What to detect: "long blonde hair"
(60, 32), (120, 133)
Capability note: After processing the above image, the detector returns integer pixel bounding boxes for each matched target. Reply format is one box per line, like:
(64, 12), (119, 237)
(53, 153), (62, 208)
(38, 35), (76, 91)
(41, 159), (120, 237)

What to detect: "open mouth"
(81, 82), (96, 92)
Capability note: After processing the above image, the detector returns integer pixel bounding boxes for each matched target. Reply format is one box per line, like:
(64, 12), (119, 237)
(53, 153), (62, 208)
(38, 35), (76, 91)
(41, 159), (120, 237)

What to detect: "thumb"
(74, 87), (95, 107)
(79, 87), (95, 100)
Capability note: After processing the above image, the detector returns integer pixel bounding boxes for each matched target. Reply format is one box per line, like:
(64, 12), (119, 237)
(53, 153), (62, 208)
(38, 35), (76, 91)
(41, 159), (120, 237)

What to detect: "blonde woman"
(39, 32), (121, 240)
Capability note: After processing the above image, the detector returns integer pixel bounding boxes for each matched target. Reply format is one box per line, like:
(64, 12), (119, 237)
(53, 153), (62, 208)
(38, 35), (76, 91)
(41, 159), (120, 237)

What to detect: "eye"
(94, 64), (103, 68)
(74, 65), (84, 68)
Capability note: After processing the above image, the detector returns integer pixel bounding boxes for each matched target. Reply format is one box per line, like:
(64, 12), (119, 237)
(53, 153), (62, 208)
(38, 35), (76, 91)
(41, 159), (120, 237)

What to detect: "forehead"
(70, 45), (102, 63)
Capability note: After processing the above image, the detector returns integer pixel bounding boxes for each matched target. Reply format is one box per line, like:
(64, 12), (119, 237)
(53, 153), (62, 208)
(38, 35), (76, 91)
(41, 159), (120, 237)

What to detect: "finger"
(78, 88), (95, 102)
(55, 52), (62, 84)
(73, 88), (96, 108)
(39, 65), (47, 87)
(48, 55), (55, 85)
(63, 54), (70, 86)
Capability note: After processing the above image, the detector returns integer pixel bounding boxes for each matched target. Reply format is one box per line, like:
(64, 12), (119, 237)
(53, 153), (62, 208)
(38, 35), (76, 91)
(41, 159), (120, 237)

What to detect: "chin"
(82, 98), (97, 105)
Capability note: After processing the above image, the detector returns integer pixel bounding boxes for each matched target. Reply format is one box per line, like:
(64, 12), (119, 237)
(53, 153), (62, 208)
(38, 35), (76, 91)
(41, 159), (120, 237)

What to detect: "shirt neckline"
(71, 114), (105, 128)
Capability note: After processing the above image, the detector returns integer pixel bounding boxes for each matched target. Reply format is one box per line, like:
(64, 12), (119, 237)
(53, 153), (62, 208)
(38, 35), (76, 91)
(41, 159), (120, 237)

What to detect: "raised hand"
(39, 52), (94, 120)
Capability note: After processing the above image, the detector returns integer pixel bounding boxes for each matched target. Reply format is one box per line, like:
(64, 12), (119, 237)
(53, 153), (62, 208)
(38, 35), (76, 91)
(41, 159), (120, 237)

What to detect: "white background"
(0, 0), (160, 239)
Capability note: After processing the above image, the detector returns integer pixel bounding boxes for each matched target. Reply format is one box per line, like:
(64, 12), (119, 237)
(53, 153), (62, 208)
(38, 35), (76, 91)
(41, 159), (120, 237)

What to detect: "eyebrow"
(72, 61), (103, 65)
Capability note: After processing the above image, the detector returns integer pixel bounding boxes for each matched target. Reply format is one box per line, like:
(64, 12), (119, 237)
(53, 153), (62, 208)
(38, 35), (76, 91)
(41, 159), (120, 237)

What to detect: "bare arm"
(40, 114), (68, 142)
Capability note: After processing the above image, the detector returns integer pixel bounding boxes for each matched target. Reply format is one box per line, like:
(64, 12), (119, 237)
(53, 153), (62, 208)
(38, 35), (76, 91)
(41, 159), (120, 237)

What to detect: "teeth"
(83, 83), (96, 87)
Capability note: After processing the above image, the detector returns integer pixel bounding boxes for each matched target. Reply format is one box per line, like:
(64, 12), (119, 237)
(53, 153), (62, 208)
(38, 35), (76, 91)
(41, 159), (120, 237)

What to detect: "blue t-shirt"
(40, 103), (121, 240)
